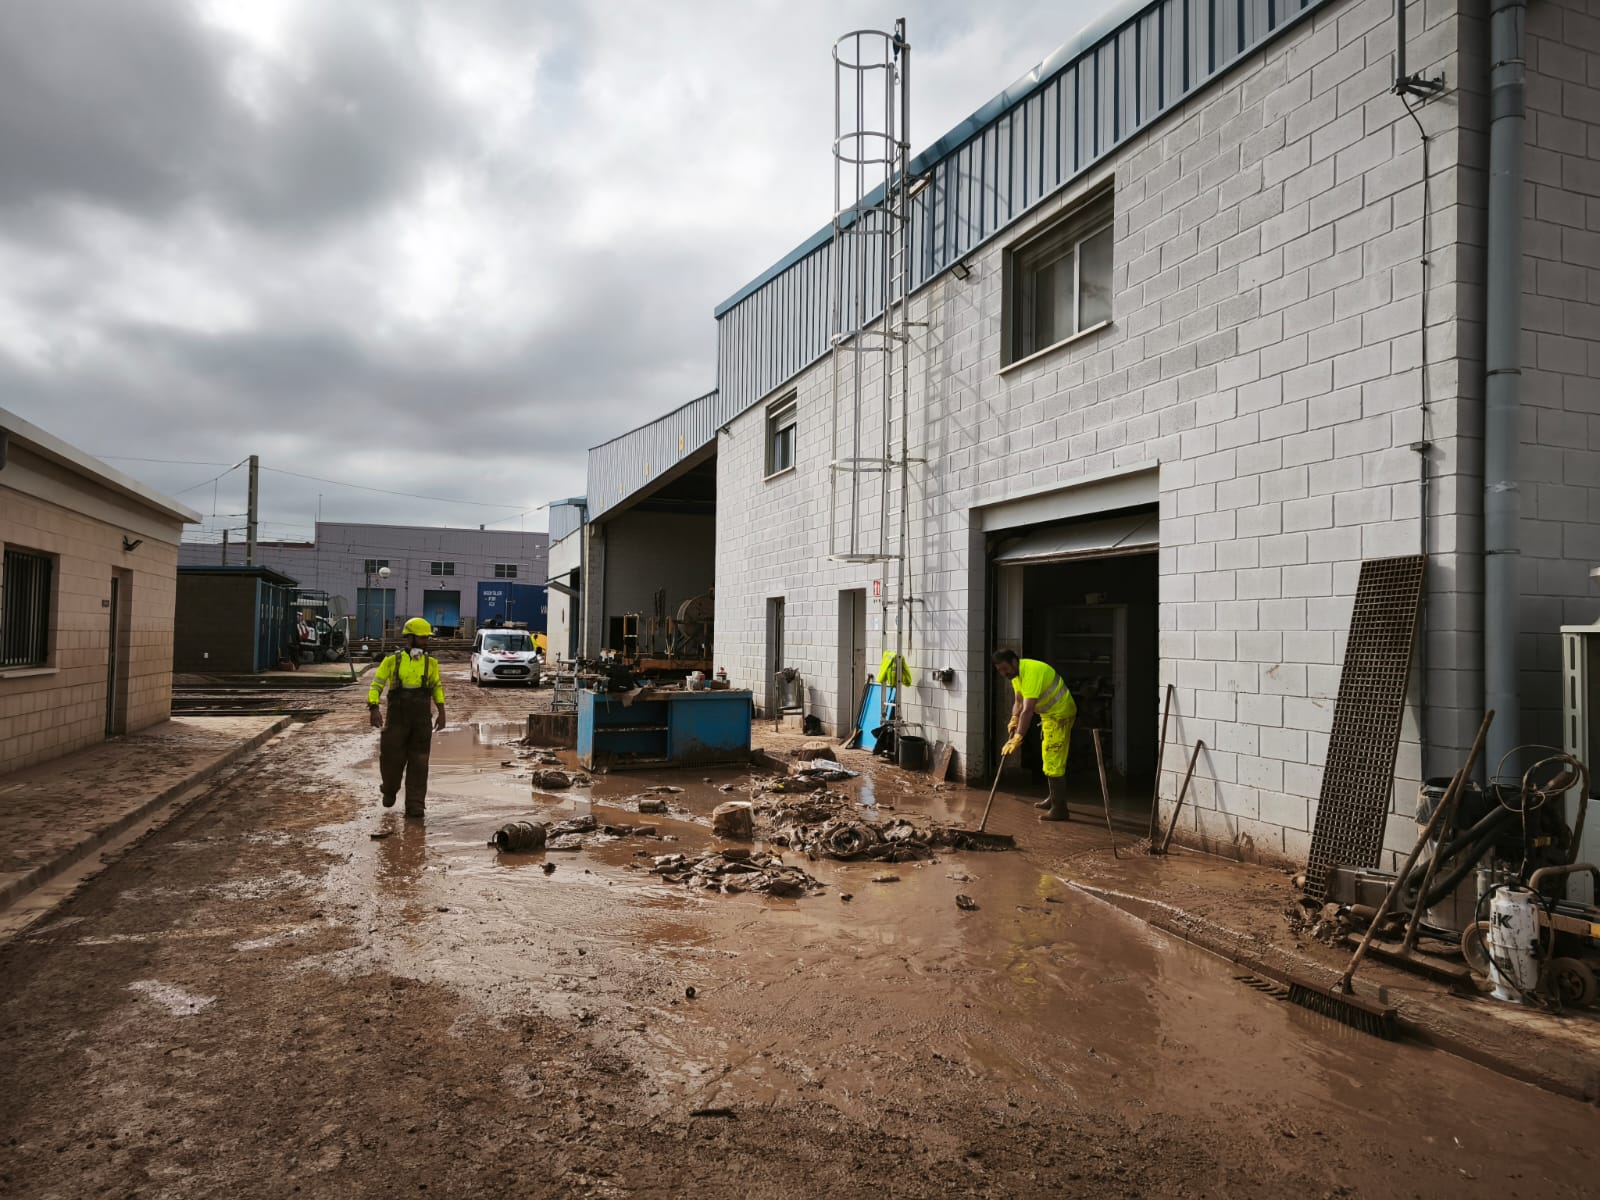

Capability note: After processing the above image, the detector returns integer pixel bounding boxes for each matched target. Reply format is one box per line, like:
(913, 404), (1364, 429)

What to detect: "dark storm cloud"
(0, 0), (477, 236)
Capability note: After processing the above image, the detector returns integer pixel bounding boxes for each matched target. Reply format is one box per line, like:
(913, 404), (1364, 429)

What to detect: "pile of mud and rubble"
(487, 743), (1008, 901)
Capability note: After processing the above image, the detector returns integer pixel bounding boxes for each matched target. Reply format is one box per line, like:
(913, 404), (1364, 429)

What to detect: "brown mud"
(1, 675), (1596, 1198)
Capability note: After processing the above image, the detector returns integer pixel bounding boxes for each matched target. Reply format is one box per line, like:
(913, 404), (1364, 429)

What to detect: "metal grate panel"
(1304, 555), (1427, 899)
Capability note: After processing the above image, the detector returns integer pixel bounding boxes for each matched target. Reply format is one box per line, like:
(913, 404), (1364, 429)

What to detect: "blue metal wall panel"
(692, 0), (1336, 475)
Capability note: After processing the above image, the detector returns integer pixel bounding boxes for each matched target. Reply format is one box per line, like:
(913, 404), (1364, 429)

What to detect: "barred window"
(430, 561), (455, 576)
(1, 548), (53, 668)
(494, 563), (518, 579)
(363, 559), (389, 574)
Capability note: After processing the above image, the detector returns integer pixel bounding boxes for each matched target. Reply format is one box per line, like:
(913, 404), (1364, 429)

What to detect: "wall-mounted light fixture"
(122, 536), (143, 553)
(950, 260), (972, 281)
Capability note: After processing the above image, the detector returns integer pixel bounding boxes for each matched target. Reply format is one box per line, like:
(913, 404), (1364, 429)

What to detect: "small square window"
(766, 397), (797, 478)
(1004, 192), (1114, 364)
(1, 547), (54, 668)
(430, 561), (455, 577)
(494, 564), (518, 579)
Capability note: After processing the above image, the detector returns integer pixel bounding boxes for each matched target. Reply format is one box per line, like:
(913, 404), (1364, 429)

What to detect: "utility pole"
(246, 454), (259, 567)
(221, 528), (229, 566)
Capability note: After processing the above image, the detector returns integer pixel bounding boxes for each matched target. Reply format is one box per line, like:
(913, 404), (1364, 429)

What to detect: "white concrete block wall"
(1510, 0), (1600, 748)
(715, 0), (1599, 867)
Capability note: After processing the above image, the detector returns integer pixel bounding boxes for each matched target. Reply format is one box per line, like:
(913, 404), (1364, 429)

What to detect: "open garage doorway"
(990, 509), (1158, 825)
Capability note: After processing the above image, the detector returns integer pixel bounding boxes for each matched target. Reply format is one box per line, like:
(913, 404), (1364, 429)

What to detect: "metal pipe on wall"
(1483, 0), (1525, 772)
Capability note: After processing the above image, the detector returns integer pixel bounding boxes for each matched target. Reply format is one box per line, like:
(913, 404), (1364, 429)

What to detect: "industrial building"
(562, 0), (1599, 869)
(0, 407), (198, 770)
(179, 521), (549, 639)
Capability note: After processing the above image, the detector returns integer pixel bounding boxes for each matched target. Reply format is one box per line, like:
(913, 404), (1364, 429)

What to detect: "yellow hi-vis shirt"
(1011, 658), (1075, 720)
(368, 651), (445, 705)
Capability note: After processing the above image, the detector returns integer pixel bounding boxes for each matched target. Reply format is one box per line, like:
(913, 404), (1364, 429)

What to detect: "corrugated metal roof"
(714, 0), (1331, 414)
(547, 498), (587, 543)
(585, 389), (722, 521)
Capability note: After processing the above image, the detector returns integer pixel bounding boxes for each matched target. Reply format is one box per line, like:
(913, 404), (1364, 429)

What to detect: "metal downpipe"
(1483, 0), (1525, 771)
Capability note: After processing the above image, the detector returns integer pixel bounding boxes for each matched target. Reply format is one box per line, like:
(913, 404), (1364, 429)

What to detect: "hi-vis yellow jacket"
(368, 651), (445, 705)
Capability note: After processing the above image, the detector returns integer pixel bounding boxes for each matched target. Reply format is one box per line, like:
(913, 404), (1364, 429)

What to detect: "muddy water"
(322, 723), (1600, 1184)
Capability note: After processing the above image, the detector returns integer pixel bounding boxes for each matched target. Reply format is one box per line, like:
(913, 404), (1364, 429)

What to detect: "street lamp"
(377, 566), (391, 638)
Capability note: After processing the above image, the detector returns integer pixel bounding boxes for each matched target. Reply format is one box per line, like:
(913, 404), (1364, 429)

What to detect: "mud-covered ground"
(3, 673), (1598, 1199)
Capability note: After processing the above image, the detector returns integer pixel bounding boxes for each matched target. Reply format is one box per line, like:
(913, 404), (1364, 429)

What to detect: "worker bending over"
(368, 617), (447, 819)
(993, 649), (1077, 822)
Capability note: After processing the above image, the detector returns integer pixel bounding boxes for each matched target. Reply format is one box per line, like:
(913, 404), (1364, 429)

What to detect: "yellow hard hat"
(402, 617), (434, 637)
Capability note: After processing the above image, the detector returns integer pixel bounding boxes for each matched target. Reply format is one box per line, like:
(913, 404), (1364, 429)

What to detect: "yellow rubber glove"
(1001, 734), (1022, 758)
(1006, 716), (1018, 736)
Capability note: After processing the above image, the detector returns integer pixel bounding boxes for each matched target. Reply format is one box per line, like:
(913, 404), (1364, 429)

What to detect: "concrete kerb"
(0, 715), (294, 911)
(1068, 879), (1600, 1106)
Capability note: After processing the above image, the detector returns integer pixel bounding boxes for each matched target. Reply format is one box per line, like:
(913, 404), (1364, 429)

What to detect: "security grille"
(1304, 555), (1427, 899)
(1, 548), (53, 668)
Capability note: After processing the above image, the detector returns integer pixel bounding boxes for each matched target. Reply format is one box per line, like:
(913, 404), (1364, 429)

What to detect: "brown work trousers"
(379, 689), (434, 816)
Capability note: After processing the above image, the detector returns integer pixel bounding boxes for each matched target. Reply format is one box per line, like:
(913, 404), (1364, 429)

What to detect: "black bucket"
(492, 820), (548, 852)
(897, 734), (927, 772)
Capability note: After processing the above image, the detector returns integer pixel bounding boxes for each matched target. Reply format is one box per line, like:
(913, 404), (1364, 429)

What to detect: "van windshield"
(483, 633), (533, 653)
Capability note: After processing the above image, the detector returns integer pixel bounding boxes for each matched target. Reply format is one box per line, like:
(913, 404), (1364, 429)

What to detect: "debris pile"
(758, 792), (1011, 860)
(646, 848), (824, 898)
(767, 760), (860, 792)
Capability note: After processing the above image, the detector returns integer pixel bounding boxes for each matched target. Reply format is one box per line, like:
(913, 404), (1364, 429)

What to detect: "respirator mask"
(408, 648), (425, 661)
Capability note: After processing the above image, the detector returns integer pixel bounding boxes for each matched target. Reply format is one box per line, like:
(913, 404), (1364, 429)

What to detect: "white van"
(470, 629), (541, 687)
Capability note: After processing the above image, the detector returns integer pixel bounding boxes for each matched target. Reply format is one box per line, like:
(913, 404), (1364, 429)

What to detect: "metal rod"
(1340, 711), (1493, 991)
(1094, 728), (1119, 859)
(1149, 683), (1174, 843)
(1156, 739), (1204, 855)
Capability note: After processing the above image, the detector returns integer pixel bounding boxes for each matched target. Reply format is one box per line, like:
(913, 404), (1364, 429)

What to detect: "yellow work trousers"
(1040, 704), (1076, 778)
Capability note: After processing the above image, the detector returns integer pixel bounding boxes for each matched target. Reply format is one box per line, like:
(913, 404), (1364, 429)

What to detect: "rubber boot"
(1038, 775), (1071, 822)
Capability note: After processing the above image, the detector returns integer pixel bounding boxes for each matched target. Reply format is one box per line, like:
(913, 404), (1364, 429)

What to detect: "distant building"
(178, 521), (549, 639)
(0, 406), (198, 771)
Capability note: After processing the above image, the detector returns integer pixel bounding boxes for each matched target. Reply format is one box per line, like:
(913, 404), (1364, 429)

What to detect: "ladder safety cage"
(828, 18), (918, 740)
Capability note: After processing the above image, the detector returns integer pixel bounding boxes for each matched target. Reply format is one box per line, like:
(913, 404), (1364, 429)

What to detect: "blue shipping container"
(476, 582), (548, 631)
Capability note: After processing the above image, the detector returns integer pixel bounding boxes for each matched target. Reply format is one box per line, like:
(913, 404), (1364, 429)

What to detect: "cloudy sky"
(2, 0), (1103, 542)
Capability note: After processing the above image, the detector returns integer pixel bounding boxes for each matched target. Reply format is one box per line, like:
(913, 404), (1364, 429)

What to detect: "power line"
(172, 458), (249, 497)
(258, 465), (531, 510)
(96, 456), (236, 467)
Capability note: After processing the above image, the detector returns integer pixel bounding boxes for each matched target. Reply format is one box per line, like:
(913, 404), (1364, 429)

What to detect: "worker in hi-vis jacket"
(993, 648), (1077, 821)
(368, 617), (447, 819)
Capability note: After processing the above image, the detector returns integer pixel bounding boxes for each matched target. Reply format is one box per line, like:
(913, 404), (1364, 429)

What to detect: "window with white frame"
(766, 396), (797, 477)
(363, 558), (389, 574)
(494, 563), (518, 579)
(430, 561), (455, 576)
(1004, 192), (1114, 364)
(1, 547), (54, 668)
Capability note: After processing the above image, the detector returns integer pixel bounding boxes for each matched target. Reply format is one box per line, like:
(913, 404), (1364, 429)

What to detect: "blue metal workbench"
(578, 688), (753, 771)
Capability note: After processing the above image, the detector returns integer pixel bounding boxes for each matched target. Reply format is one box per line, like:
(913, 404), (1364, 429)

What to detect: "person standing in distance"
(369, 617), (447, 819)
(993, 648), (1077, 821)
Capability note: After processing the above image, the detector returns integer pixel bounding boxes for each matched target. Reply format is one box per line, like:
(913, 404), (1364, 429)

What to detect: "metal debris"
(490, 821), (547, 852)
